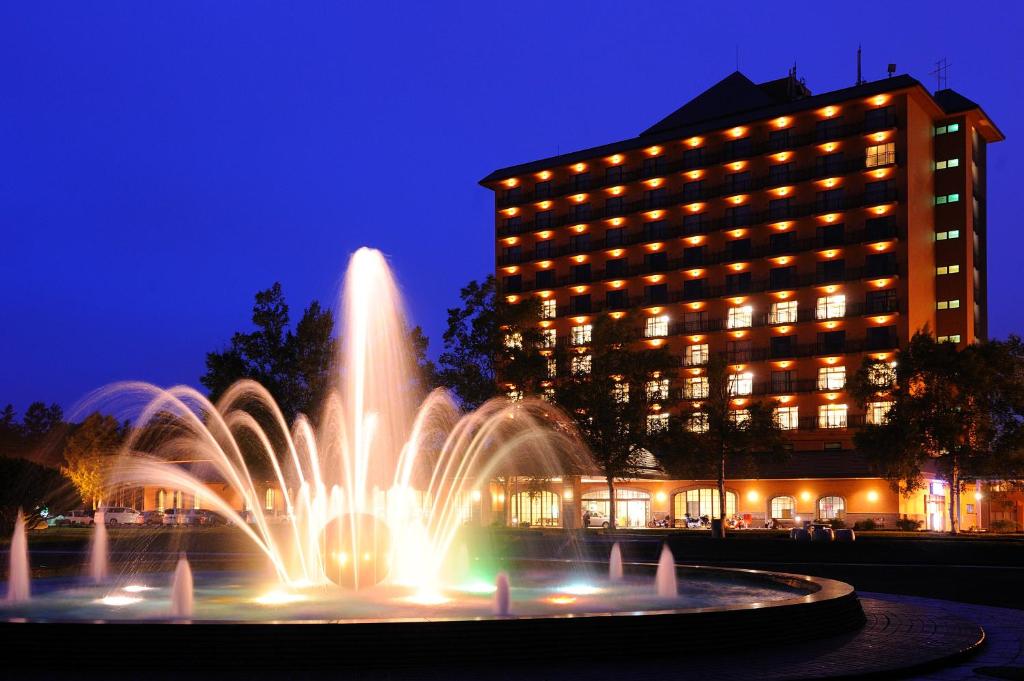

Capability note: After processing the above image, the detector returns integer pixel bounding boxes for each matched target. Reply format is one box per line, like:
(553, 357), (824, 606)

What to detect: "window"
(865, 143), (895, 168)
(770, 231), (794, 254)
(546, 357), (557, 378)
(503, 275), (522, 293)
(683, 147), (703, 167)
(569, 233), (590, 252)
(816, 188), (845, 212)
(265, 488), (276, 511)
(683, 245), (705, 266)
(571, 202), (591, 221)
(816, 294), (846, 320)
(541, 328), (556, 348)
(726, 238), (752, 261)
(935, 158), (960, 170)
(864, 105), (894, 129)
(535, 269), (555, 288)
(770, 301), (798, 324)
(768, 162), (793, 184)
(683, 278), (706, 300)
(542, 387), (555, 402)
(644, 251), (668, 272)
(605, 197), (624, 215)
(676, 488), (736, 519)
(768, 129), (791, 151)
(606, 289), (628, 309)
(728, 372), (753, 396)
(725, 204), (753, 227)
(727, 305), (753, 329)
(644, 188), (667, 209)
(817, 152), (844, 175)
(612, 382), (630, 404)
(646, 413), (669, 434)
(645, 284), (668, 304)
(726, 271), (752, 294)
(818, 404), (848, 429)
(937, 334), (962, 343)
(571, 324), (592, 345)
(935, 230), (960, 240)
(935, 194), (960, 205)
(867, 362), (896, 388)
(817, 366), (846, 391)
(507, 388), (523, 402)
(503, 245), (521, 263)
(646, 378), (670, 401)
(571, 263), (591, 284)
(570, 294), (591, 314)
(644, 220), (668, 241)
(540, 299), (557, 319)
(729, 409), (751, 426)
(684, 344), (709, 366)
(935, 123), (960, 135)
(605, 227), (624, 247)
(769, 266), (795, 290)
(683, 180), (703, 201)
(605, 166), (623, 183)
(771, 370), (795, 392)
(818, 496), (846, 520)
(570, 353), (592, 374)
(866, 289), (898, 313)
(606, 257), (628, 277)
(644, 315), (669, 338)
(770, 335), (795, 359)
(534, 240), (552, 258)
(504, 332), (523, 349)
(774, 406), (799, 430)
(771, 496), (796, 520)
(725, 171), (751, 192)
(687, 412), (709, 433)
(866, 401), (893, 425)
(535, 210), (552, 228)
(727, 339), (752, 362)
(936, 265), (961, 275)
(572, 172), (590, 191)
(534, 180), (551, 198)
(684, 376), (709, 399)
(769, 198), (792, 219)
(937, 299), (961, 310)
(682, 310), (706, 333)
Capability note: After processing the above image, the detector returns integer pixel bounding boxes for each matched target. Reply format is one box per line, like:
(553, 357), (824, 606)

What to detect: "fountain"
(655, 544), (677, 597)
(170, 554), (193, 619)
(89, 515), (108, 584)
(609, 542), (623, 582)
(5, 510), (29, 603)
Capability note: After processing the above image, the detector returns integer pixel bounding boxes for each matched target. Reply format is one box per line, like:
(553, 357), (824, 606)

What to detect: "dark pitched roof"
(641, 72), (783, 137)
(933, 88), (980, 114)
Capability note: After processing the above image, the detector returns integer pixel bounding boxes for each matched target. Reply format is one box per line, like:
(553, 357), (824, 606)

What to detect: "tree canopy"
(60, 412), (127, 508)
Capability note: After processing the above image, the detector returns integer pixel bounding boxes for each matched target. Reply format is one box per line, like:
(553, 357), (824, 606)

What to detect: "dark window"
(683, 246), (705, 266)
(683, 310), (706, 332)
(866, 289), (898, 313)
(726, 271), (752, 294)
(726, 204), (753, 227)
(768, 163), (793, 185)
(816, 188), (845, 212)
(768, 129), (791, 151)
(770, 266), (795, 289)
(644, 188), (667, 209)
(864, 106), (895, 130)
(771, 336), (795, 360)
(865, 216), (896, 241)
(642, 156), (665, 176)
(606, 257), (628, 277)
(683, 213), (705, 235)
(605, 197), (624, 215)
(727, 339), (753, 362)
(571, 202), (591, 221)
(769, 198), (791, 219)
(864, 180), (895, 203)
(505, 186), (522, 202)
(502, 245), (521, 263)
(818, 330), (846, 353)
(726, 238), (751, 260)
(683, 147), (703, 167)
(816, 152), (844, 175)
(569, 233), (590, 252)
(572, 173), (590, 191)
(535, 269), (555, 288)
(683, 180), (704, 201)
(504, 216), (522, 232)
(605, 227), (624, 247)
(534, 181), (551, 199)
(534, 239), (553, 258)
(571, 263), (591, 283)
(818, 223), (845, 248)
(503, 275), (522, 293)
(769, 231), (794, 254)
(865, 252), (896, 277)
(535, 210), (553, 228)
(683, 278), (706, 300)
(866, 325), (897, 349)
(606, 290), (628, 309)
(570, 294), (591, 314)
(644, 251), (668, 272)
(815, 117), (843, 141)
(725, 171), (752, 192)
(817, 259), (846, 283)
(725, 137), (753, 160)
(644, 220), (668, 240)
(605, 166), (623, 183)
(645, 284), (668, 304)
(771, 369), (796, 390)
(824, 442), (843, 451)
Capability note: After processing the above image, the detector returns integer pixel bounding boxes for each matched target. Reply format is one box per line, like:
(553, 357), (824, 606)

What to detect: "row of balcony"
(495, 113), (899, 208)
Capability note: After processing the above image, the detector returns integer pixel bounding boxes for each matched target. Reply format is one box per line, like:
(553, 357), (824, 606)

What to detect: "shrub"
(829, 518), (846, 530)
(854, 519), (877, 531)
(895, 518), (923, 531)
(990, 519), (1017, 533)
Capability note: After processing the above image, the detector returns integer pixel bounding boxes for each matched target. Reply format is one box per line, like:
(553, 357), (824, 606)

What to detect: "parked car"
(586, 510), (611, 528)
(141, 510), (164, 526)
(56, 510), (94, 527)
(162, 508), (187, 526)
(97, 507), (143, 526)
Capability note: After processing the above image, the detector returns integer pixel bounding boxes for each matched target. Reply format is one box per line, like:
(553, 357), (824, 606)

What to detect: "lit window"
(867, 362), (896, 388)
(547, 357), (557, 378)
(935, 230), (961, 241)
(571, 324), (592, 346)
(865, 401), (893, 425)
(507, 388), (524, 402)
(818, 404), (848, 429)
(774, 406), (799, 430)
(265, 488), (276, 511)
(644, 315), (669, 338)
(770, 300), (799, 324)
(817, 366), (846, 390)
(504, 332), (523, 349)
(570, 354), (592, 375)
(935, 193), (960, 205)
(541, 329), (557, 348)
(540, 299), (557, 319)
(687, 412), (709, 433)
(727, 305), (753, 329)
(937, 300), (961, 310)
(612, 382), (630, 404)
(935, 158), (960, 170)
(684, 343), (709, 366)
(542, 387), (555, 402)
(936, 265), (960, 275)
(818, 495), (845, 520)
(684, 376), (709, 399)
(646, 413), (669, 434)
(865, 143), (895, 168)
(729, 409), (751, 426)
(937, 335), (962, 343)
(771, 495), (796, 519)
(935, 123), (960, 135)
(816, 294), (846, 320)
(728, 372), (753, 396)
(646, 378), (670, 401)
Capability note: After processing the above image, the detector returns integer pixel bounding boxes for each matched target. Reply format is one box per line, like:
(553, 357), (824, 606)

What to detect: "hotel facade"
(480, 70), (1011, 532)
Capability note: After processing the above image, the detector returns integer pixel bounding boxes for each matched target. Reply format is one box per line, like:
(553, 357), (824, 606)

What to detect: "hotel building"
(480, 70), (1006, 531)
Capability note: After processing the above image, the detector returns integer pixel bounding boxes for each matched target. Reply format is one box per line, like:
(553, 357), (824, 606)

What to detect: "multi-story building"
(480, 70), (1004, 531)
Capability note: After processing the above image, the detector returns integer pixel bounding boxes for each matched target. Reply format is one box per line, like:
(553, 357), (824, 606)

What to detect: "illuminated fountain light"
(253, 590), (309, 606)
(547, 595), (577, 605)
(405, 590), (451, 606)
(459, 580), (498, 595)
(560, 583), (601, 596)
(122, 585), (154, 593)
(96, 595), (142, 607)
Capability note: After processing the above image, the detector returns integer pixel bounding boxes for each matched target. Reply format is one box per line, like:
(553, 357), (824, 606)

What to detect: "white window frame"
(727, 305), (753, 329)
(770, 300), (798, 324)
(817, 366), (846, 391)
(815, 294), (846, 320)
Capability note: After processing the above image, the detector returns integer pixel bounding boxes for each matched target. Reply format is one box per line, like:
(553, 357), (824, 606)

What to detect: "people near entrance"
(582, 510), (591, 529)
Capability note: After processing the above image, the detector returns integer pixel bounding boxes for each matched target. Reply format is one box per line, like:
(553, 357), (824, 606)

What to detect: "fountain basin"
(1, 561), (864, 669)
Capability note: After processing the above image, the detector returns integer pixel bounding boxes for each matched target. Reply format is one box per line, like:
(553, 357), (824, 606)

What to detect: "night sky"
(3, 1), (1022, 414)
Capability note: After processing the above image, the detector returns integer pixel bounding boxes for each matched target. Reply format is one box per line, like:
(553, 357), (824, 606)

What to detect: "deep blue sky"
(2, 1), (1022, 415)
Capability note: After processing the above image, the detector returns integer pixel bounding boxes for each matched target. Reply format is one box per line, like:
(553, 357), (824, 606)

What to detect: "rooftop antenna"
(930, 58), (950, 92)
(887, 63), (896, 78)
(856, 45), (864, 85)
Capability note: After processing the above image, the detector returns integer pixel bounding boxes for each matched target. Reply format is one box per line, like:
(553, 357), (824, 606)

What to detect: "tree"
(0, 457), (67, 534)
(656, 355), (787, 536)
(553, 317), (675, 529)
(22, 402), (63, 442)
(851, 333), (1024, 534)
(437, 276), (547, 409)
(61, 413), (126, 508)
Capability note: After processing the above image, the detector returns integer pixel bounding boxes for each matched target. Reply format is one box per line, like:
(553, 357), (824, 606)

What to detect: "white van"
(98, 507), (143, 526)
